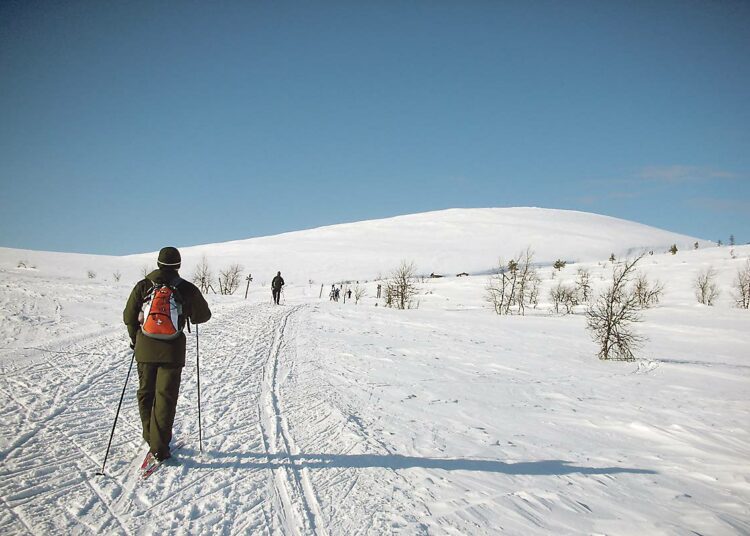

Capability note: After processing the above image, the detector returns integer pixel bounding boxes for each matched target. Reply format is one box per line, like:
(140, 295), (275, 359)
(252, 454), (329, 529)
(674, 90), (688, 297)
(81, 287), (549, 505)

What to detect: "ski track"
(0, 301), (355, 535)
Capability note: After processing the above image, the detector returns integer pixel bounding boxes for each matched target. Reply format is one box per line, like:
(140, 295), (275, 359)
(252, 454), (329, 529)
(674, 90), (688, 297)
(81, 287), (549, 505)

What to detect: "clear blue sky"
(1, 1), (748, 254)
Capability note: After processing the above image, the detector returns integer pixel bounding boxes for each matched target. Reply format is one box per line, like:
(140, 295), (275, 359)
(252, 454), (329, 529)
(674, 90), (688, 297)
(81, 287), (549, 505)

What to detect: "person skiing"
(272, 271), (284, 305)
(123, 246), (211, 462)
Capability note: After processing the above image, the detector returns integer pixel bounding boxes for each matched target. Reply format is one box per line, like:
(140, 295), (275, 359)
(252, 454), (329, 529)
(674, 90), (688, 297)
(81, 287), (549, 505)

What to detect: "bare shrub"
(550, 281), (578, 314)
(575, 268), (592, 303)
(385, 260), (419, 310)
(192, 255), (214, 294)
(695, 267), (720, 305)
(141, 264), (150, 278)
(353, 284), (367, 304)
(486, 248), (538, 315)
(218, 264), (243, 295)
(733, 259), (750, 309)
(586, 255), (644, 361)
(87, 270), (96, 279)
(113, 270), (122, 282)
(633, 273), (663, 309)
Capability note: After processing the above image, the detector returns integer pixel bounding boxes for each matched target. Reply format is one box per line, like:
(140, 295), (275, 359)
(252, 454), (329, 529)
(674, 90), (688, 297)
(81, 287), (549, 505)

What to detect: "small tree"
(586, 255), (644, 361)
(669, 244), (678, 255)
(353, 284), (367, 304)
(550, 281), (578, 314)
(633, 273), (664, 309)
(553, 259), (567, 271)
(575, 268), (592, 303)
(385, 260), (419, 310)
(87, 270), (96, 279)
(527, 271), (541, 309)
(609, 253), (616, 263)
(218, 264), (243, 295)
(141, 264), (150, 278)
(192, 255), (214, 294)
(732, 259), (750, 309)
(729, 234), (735, 246)
(695, 267), (720, 306)
(486, 248), (537, 315)
(113, 270), (122, 282)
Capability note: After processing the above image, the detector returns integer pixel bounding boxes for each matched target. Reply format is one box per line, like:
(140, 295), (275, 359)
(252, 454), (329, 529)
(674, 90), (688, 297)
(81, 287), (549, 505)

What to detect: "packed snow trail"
(0, 301), (439, 534)
(0, 303), (318, 534)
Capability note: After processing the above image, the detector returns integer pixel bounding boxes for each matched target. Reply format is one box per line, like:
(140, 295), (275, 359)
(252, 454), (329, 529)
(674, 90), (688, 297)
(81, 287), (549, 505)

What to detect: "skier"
(272, 271), (284, 305)
(123, 247), (211, 462)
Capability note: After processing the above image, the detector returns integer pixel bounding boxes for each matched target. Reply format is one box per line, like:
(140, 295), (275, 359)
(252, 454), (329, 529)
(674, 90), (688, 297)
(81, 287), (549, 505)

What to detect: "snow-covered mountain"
(0, 208), (711, 283)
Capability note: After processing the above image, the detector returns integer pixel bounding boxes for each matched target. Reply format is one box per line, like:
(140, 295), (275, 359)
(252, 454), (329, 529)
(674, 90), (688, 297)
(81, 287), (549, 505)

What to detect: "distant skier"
(272, 271), (285, 305)
(376, 284), (382, 299)
(347, 289), (352, 300)
(123, 247), (211, 462)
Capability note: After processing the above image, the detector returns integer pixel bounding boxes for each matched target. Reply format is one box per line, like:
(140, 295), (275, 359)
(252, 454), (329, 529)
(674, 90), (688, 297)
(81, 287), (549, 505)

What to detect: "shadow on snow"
(177, 450), (656, 476)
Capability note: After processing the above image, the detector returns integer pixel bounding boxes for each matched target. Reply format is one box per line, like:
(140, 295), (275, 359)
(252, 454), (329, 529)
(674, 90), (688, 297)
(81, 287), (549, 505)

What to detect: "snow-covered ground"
(1, 209), (748, 535)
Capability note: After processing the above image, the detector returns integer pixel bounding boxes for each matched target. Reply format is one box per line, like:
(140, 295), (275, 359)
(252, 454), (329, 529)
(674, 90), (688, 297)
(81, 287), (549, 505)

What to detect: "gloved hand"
(130, 341), (135, 350)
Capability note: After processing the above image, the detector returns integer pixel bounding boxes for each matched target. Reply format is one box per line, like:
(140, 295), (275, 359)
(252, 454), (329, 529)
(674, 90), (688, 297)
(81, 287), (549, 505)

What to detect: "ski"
(139, 440), (186, 480)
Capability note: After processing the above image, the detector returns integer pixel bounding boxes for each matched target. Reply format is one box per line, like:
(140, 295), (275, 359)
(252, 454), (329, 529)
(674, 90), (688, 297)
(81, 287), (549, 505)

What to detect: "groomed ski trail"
(0, 303), (328, 534)
(258, 305), (327, 536)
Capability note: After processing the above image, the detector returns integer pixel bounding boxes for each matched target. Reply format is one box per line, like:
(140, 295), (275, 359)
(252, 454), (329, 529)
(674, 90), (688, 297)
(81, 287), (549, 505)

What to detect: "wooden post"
(244, 274), (253, 299)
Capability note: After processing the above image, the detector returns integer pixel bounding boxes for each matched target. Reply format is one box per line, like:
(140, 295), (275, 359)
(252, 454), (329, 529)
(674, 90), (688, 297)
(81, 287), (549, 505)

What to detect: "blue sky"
(1, 1), (748, 254)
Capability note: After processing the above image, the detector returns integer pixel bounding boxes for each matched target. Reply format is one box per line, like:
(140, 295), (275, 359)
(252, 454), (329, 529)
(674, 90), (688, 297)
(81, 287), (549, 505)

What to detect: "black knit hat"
(157, 246), (181, 269)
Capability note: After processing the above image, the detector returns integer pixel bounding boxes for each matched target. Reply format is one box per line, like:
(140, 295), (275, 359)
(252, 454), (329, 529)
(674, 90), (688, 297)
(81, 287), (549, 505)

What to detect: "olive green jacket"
(123, 269), (211, 366)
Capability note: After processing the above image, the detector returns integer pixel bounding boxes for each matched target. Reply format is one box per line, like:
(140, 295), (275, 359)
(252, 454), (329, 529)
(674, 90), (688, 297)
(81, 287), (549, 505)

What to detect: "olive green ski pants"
(136, 363), (182, 459)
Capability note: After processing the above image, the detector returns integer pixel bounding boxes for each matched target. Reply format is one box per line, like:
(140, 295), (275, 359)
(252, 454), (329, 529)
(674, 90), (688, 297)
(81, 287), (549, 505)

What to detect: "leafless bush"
(385, 260), (419, 310)
(733, 259), (750, 309)
(486, 248), (538, 315)
(192, 255), (214, 294)
(87, 270), (96, 279)
(527, 271), (541, 309)
(550, 281), (578, 314)
(113, 270), (122, 282)
(586, 255), (644, 361)
(218, 264), (243, 295)
(695, 267), (720, 306)
(141, 264), (150, 278)
(353, 284), (367, 304)
(576, 268), (592, 303)
(633, 273), (664, 309)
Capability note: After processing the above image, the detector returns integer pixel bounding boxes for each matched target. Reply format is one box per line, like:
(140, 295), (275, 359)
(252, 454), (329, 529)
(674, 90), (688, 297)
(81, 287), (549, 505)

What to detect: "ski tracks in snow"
(0, 302), (332, 535)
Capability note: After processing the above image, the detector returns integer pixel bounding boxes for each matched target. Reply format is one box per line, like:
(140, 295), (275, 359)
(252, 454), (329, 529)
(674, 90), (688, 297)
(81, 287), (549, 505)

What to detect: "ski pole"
(96, 349), (136, 476)
(196, 324), (203, 452)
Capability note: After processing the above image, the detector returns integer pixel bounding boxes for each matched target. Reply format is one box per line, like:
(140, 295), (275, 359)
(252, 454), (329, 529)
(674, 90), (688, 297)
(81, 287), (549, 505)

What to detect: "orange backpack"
(141, 278), (184, 340)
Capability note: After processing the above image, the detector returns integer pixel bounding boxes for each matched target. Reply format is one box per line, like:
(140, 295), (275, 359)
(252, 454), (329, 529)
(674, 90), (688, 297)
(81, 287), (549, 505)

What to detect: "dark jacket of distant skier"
(123, 246), (211, 461)
(272, 272), (285, 305)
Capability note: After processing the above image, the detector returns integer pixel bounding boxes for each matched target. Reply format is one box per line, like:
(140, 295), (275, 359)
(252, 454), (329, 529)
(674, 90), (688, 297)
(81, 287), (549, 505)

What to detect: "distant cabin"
(429, 272), (444, 278)
(456, 272), (469, 277)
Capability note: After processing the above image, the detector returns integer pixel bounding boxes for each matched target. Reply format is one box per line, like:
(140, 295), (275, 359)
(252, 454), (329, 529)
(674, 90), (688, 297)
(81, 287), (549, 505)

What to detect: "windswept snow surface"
(1, 212), (748, 535)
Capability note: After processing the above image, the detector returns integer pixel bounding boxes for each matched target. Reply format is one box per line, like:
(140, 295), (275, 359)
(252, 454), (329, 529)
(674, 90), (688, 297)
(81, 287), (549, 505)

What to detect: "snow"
(0, 208), (748, 535)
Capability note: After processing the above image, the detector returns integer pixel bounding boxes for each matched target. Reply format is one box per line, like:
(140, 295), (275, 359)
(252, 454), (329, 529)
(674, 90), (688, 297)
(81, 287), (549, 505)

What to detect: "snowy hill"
(0, 208), (712, 284)
(1, 209), (748, 535)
